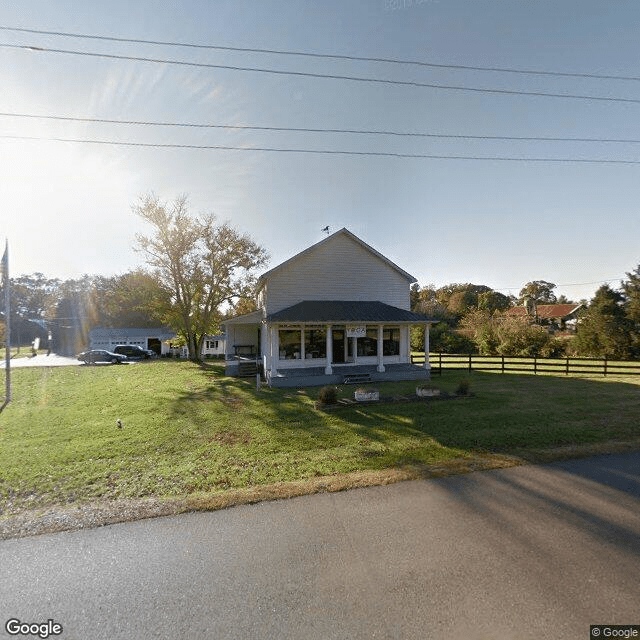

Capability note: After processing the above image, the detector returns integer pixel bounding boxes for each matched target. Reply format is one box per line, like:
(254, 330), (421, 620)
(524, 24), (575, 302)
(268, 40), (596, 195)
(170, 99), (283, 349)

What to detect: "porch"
(266, 363), (431, 388)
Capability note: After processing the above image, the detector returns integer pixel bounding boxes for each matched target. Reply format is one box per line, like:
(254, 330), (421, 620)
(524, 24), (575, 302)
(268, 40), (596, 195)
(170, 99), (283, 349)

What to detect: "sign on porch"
(346, 325), (366, 338)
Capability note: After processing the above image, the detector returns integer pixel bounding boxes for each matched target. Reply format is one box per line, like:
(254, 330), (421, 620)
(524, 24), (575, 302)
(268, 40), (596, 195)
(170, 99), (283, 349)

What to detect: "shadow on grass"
(169, 368), (640, 463)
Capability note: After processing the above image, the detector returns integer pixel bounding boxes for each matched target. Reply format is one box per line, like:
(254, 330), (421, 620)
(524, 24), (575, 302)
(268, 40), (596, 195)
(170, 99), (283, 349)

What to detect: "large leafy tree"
(95, 271), (168, 328)
(1, 273), (61, 350)
(573, 285), (632, 359)
(518, 280), (557, 305)
(134, 194), (269, 359)
(622, 264), (640, 355)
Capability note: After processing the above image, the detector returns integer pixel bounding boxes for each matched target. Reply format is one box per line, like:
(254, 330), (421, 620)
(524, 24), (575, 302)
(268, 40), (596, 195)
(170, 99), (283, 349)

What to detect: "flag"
(2, 239), (10, 409)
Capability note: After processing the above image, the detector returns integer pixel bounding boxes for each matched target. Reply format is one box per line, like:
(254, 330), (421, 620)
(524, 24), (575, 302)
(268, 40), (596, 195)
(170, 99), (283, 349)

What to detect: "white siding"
(226, 325), (260, 354)
(263, 233), (411, 314)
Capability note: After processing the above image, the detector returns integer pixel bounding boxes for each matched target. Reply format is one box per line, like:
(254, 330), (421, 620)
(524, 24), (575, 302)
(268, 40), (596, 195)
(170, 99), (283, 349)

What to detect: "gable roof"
(266, 300), (435, 323)
(257, 228), (416, 290)
(506, 304), (583, 319)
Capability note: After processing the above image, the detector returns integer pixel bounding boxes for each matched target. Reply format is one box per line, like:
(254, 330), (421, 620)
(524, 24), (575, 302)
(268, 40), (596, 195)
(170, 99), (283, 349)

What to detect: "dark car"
(112, 345), (155, 360)
(77, 350), (128, 365)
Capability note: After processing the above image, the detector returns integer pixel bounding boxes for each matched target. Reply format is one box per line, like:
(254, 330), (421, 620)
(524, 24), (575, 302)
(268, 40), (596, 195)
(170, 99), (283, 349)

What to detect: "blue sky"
(1, 0), (640, 302)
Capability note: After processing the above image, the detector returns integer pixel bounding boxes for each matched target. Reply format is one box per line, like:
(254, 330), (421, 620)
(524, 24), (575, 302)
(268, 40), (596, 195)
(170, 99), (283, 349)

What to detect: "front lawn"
(1, 360), (640, 519)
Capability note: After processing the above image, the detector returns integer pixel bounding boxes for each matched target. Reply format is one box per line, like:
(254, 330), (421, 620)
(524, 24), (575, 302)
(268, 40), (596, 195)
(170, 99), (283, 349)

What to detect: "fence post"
(566, 357), (569, 376)
(501, 355), (505, 374)
(534, 356), (537, 375)
(604, 356), (607, 377)
(469, 353), (472, 373)
(439, 352), (443, 376)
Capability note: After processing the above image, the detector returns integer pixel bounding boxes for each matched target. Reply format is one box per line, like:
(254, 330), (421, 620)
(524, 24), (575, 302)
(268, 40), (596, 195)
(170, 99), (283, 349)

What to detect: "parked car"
(77, 350), (128, 365)
(112, 345), (155, 360)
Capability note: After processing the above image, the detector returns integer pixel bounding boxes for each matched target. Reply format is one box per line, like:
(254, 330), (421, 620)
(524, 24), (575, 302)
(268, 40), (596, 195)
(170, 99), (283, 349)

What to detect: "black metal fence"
(411, 353), (640, 377)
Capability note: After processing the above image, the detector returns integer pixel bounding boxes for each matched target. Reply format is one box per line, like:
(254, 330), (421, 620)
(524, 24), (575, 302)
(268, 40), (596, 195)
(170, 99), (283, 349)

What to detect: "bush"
(317, 386), (338, 405)
(455, 379), (471, 395)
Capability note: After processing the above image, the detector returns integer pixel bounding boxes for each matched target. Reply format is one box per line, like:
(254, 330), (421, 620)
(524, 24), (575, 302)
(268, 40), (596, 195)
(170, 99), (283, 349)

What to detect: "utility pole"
(2, 239), (10, 411)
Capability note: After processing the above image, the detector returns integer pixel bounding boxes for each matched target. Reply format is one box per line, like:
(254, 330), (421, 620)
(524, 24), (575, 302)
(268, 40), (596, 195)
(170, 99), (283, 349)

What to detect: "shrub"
(317, 386), (338, 405)
(455, 379), (471, 395)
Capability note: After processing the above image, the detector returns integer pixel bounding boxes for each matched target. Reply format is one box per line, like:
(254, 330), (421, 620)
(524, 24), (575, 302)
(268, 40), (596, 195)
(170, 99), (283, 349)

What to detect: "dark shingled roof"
(266, 301), (435, 323)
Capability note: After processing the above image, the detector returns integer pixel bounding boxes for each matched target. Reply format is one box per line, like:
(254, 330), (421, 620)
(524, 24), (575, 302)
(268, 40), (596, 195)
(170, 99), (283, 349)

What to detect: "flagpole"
(2, 239), (10, 411)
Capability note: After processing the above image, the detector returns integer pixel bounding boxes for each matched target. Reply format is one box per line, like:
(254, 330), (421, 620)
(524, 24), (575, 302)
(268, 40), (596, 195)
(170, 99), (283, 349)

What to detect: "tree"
(1, 273), (61, 350)
(477, 290), (512, 313)
(134, 194), (269, 359)
(573, 285), (632, 359)
(51, 276), (101, 355)
(518, 280), (557, 305)
(622, 264), (640, 356)
(95, 271), (169, 328)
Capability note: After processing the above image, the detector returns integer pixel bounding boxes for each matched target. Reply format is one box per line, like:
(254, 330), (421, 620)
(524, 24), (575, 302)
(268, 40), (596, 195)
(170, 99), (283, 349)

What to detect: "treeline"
(0, 270), (257, 356)
(0, 271), (163, 355)
(4, 264), (640, 360)
(411, 267), (640, 360)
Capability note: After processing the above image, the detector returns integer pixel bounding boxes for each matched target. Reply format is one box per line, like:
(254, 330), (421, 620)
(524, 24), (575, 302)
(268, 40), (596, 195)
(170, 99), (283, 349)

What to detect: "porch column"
(300, 327), (306, 361)
(224, 326), (233, 360)
(270, 325), (278, 376)
(423, 324), (431, 370)
(325, 325), (333, 374)
(377, 324), (385, 373)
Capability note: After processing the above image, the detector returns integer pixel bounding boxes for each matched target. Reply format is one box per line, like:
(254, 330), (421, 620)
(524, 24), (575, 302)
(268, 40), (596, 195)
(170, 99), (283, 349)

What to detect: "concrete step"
(238, 362), (258, 377)
(342, 373), (372, 385)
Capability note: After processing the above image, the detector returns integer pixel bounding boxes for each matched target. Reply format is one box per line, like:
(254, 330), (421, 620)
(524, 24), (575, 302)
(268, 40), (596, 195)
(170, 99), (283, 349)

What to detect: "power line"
(495, 278), (622, 292)
(3, 133), (640, 163)
(4, 111), (640, 144)
(4, 43), (640, 105)
(1, 24), (639, 83)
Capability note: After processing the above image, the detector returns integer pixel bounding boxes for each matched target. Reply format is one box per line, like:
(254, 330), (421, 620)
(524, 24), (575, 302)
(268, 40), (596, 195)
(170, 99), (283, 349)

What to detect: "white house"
(89, 327), (176, 356)
(201, 334), (226, 357)
(223, 228), (435, 387)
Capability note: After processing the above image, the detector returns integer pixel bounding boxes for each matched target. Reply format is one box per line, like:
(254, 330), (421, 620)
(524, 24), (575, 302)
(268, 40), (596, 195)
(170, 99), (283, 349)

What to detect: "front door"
(332, 329), (345, 363)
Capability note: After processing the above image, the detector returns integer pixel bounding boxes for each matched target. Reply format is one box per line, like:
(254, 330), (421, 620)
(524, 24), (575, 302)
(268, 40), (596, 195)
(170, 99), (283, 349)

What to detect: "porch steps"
(238, 361), (258, 377)
(342, 373), (372, 385)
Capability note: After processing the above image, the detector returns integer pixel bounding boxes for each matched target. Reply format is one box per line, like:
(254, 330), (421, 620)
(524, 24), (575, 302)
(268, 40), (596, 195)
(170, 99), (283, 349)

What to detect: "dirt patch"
(220, 395), (244, 409)
(212, 430), (252, 446)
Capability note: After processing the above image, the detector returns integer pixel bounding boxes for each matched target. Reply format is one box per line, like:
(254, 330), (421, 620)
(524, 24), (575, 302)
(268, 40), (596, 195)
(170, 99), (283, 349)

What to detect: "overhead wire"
(2, 112), (640, 144)
(3, 43), (640, 105)
(2, 24), (640, 83)
(3, 133), (640, 163)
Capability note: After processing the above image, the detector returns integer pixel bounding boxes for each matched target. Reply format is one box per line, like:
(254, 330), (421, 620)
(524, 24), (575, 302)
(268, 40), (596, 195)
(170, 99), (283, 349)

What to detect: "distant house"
(505, 303), (583, 331)
(89, 327), (176, 356)
(201, 334), (225, 357)
(223, 228), (435, 387)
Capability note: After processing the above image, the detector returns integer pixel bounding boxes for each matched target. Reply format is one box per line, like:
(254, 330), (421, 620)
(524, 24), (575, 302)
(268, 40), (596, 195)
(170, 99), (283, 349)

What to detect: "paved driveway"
(2, 353), (82, 367)
(1, 453), (639, 640)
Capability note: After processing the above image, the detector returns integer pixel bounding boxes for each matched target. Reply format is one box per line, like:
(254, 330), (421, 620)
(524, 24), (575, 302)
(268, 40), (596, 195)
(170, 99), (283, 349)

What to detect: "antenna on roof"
(321, 226), (330, 236)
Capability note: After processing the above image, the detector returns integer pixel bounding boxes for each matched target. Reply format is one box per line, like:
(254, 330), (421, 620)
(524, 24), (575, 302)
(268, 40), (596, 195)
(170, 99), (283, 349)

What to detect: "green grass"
(1, 360), (640, 516)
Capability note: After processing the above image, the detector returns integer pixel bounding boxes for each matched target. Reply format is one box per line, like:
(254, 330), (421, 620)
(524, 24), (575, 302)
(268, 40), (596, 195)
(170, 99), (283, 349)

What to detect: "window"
(383, 327), (400, 356)
(279, 329), (302, 359)
(357, 327), (378, 357)
(304, 328), (327, 359)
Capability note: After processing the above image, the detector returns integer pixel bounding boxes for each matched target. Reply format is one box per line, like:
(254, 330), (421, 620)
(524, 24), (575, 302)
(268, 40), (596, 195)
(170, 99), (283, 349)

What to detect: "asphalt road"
(1, 453), (639, 640)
